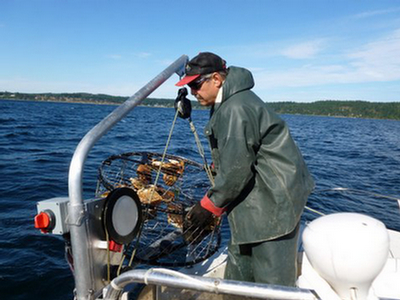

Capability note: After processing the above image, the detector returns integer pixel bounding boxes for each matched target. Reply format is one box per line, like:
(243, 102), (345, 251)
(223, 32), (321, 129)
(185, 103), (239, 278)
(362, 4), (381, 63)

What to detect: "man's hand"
(186, 202), (213, 228)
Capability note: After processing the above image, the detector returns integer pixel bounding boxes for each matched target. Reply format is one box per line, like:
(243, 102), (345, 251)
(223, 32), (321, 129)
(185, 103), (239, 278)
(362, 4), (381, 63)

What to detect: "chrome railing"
(103, 268), (319, 300)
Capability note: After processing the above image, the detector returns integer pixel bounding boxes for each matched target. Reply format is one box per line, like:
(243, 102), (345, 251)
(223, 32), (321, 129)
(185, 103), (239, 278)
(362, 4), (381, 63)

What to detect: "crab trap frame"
(96, 151), (222, 269)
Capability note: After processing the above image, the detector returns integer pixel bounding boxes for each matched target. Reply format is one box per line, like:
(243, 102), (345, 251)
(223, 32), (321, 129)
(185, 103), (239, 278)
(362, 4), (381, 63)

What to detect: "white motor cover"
(302, 213), (389, 300)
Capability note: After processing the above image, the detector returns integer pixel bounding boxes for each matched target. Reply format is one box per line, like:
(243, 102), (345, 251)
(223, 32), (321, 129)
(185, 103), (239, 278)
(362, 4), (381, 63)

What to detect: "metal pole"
(68, 55), (188, 300)
(103, 269), (319, 300)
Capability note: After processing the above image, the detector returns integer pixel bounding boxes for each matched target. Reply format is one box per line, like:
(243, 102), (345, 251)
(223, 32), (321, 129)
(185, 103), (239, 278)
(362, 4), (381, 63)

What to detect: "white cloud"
(0, 72), (182, 99)
(347, 28), (400, 81)
(281, 40), (325, 59)
(134, 52), (152, 58)
(353, 8), (400, 19)
(0, 77), (123, 95)
(254, 29), (400, 90)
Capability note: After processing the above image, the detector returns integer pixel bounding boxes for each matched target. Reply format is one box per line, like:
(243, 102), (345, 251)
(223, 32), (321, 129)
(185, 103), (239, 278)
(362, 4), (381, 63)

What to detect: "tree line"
(1, 92), (399, 120)
(266, 100), (400, 120)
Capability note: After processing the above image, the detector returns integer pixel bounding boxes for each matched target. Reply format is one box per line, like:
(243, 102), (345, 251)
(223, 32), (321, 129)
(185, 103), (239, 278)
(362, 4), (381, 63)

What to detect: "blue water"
(1, 99), (400, 299)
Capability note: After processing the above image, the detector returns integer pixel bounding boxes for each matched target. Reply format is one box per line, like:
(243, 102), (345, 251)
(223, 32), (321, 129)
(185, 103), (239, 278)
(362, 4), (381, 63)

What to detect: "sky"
(1, 0), (400, 102)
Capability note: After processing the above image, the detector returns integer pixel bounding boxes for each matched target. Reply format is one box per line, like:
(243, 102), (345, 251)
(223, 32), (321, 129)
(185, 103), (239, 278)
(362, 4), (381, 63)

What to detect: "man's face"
(189, 73), (222, 107)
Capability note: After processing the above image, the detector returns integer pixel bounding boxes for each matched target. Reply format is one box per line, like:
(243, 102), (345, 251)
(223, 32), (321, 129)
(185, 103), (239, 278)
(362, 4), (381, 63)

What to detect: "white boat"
(34, 55), (400, 300)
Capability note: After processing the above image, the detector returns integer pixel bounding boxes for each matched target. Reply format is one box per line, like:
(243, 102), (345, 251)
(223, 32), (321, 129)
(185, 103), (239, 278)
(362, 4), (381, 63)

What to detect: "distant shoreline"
(1, 97), (128, 106)
(0, 97), (181, 109)
(1, 92), (399, 120)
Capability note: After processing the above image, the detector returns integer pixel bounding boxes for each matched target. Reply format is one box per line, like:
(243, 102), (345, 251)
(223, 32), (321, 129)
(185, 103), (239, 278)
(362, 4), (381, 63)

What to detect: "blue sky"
(1, 0), (400, 102)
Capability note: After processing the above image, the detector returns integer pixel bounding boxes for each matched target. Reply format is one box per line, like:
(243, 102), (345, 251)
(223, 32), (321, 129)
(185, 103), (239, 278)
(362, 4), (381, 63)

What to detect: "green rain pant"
(224, 223), (300, 286)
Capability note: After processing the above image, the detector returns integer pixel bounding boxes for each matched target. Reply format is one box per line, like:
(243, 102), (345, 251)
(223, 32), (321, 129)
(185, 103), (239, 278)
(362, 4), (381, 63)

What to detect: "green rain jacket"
(200, 66), (315, 245)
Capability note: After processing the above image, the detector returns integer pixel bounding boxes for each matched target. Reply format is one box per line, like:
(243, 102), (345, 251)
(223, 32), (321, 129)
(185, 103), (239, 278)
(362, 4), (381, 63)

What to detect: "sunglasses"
(188, 75), (211, 90)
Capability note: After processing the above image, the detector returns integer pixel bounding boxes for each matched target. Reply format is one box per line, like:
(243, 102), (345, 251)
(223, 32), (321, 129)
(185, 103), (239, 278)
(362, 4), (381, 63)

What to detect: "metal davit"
(67, 55), (188, 300)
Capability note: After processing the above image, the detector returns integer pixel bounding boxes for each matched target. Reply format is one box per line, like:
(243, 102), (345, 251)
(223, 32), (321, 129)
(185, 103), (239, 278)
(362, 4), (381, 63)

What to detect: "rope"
(319, 187), (400, 202)
(304, 187), (400, 217)
(152, 108), (180, 195)
(188, 118), (214, 186)
(127, 109), (181, 268)
(304, 206), (325, 216)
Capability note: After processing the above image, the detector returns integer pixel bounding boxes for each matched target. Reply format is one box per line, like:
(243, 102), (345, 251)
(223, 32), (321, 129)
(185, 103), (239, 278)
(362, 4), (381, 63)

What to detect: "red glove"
(199, 194), (226, 217)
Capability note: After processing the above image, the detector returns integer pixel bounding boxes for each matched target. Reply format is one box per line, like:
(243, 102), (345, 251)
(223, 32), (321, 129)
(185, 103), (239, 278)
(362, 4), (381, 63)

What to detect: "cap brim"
(175, 74), (201, 86)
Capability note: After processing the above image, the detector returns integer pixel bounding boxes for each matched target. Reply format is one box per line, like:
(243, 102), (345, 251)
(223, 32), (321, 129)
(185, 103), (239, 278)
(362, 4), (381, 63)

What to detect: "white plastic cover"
(302, 213), (389, 300)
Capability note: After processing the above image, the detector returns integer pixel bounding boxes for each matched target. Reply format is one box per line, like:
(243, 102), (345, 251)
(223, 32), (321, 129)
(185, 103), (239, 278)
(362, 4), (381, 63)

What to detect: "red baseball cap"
(176, 52), (226, 86)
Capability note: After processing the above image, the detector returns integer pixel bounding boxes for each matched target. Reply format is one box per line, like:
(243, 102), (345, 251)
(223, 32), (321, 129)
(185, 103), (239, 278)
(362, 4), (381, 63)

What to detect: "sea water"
(1, 99), (399, 299)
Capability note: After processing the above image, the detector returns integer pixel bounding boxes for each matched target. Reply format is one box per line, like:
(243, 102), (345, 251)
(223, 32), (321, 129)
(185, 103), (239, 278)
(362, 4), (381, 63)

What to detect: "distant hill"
(0, 91), (203, 108)
(1, 92), (399, 120)
(266, 101), (400, 120)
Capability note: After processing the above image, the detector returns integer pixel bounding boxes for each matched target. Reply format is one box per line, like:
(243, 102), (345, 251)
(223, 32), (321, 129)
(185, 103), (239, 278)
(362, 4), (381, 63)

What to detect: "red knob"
(109, 240), (123, 252)
(34, 211), (55, 233)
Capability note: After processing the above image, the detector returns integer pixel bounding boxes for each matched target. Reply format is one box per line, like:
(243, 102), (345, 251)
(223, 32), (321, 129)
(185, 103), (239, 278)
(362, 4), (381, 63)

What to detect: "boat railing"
(67, 55), (188, 300)
(102, 268), (319, 300)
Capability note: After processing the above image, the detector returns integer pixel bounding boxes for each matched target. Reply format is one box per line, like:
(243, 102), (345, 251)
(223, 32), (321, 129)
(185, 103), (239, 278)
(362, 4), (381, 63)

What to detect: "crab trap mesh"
(96, 152), (221, 267)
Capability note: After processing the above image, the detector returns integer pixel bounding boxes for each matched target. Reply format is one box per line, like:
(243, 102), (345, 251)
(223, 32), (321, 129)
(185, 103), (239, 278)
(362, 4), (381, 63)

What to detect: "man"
(176, 52), (314, 286)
